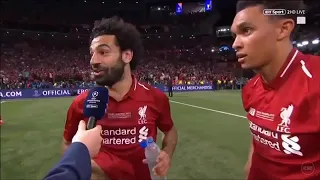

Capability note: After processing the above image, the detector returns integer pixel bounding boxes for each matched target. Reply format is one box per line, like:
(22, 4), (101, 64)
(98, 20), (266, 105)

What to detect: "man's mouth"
(92, 69), (104, 76)
(236, 53), (247, 63)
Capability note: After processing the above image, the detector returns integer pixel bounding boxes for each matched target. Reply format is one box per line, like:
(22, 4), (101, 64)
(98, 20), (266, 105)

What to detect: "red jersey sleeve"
(63, 94), (86, 142)
(156, 92), (174, 132)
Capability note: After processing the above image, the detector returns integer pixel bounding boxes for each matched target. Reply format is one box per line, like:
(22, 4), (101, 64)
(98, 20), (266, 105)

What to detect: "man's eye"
(243, 28), (252, 35)
(99, 51), (108, 55)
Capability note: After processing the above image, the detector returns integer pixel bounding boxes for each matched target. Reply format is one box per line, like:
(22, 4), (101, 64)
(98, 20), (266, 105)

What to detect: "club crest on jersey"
(138, 105), (147, 124)
(277, 104), (294, 133)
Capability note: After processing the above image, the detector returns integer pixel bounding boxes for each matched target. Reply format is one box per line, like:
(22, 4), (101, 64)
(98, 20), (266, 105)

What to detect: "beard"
(93, 57), (126, 87)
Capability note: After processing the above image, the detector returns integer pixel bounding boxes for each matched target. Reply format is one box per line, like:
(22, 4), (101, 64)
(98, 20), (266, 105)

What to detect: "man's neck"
(260, 44), (293, 84)
(108, 73), (132, 101)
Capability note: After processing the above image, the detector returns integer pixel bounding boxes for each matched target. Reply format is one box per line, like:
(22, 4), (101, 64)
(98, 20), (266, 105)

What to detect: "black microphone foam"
(83, 86), (109, 129)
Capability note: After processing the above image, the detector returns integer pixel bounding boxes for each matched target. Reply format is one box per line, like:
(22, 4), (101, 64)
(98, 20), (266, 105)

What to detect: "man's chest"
(246, 88), (319, 158)
(84, 101), (160, 147)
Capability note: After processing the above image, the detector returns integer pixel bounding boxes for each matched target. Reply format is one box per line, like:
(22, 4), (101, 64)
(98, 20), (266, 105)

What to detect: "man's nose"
(232, 36), (243, 51)
(90, 52), (101, 65)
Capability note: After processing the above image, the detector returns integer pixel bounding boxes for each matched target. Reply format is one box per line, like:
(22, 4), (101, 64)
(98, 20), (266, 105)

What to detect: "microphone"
(83, 86), (109, 129)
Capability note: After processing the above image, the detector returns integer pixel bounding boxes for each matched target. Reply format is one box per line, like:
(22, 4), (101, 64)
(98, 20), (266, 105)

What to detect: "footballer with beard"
(62, 16), (178, 180)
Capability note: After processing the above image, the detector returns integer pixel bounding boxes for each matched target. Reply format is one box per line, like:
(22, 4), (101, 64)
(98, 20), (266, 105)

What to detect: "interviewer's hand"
(72, 120), (102, 158)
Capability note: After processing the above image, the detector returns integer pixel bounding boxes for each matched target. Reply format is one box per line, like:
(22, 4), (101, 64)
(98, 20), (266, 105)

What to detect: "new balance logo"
(281, 134), (303, 156)
(249, 108), (256, 116)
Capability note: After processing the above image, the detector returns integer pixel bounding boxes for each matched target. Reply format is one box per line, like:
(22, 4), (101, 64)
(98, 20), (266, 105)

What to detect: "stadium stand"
(0, 0), (319, 91)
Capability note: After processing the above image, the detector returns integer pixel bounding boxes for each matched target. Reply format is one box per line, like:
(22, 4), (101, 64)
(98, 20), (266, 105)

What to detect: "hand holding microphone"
(72, 120), (102, 158)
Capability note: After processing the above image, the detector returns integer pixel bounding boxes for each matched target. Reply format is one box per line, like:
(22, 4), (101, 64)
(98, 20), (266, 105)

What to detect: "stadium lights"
(312, 39), (319, 44)
(297, 43), (303, 47)
(301, 41), (309, 45)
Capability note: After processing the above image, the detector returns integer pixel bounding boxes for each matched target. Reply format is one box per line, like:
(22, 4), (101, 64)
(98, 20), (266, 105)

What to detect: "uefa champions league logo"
(32, 90), (41, 97)
(92, 91), (98, 98)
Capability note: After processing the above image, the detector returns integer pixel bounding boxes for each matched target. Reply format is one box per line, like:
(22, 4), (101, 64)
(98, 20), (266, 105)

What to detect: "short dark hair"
(236, 0), (306, 40)
(90, 16), (143, 70)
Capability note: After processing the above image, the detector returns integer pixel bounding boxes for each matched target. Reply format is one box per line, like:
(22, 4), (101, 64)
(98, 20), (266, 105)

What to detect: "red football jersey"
(63, 76), (174, 180)
(242, 48), (320, 180)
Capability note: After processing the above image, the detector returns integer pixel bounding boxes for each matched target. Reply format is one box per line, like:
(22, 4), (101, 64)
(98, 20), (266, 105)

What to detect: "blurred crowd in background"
(0, 0), (319, 90)
(0, 35), (244, 90)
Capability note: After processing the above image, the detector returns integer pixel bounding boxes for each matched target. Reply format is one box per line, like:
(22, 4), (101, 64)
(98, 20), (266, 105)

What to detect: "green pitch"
(1, 91), (250, 179)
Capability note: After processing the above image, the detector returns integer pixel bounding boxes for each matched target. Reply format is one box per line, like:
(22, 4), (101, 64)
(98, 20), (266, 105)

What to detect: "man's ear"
(122, 50), (133, 64)
(277, 19), (295, 41)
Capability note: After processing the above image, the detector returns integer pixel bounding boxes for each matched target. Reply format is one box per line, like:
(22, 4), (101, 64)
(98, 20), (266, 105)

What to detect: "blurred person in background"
(0, 115), (3, 126)
(167, 76), (173, 97)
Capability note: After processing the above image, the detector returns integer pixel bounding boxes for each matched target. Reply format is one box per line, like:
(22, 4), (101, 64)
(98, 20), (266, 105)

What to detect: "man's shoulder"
(304, 54), (320, 80)
(294, 54), (320, 91)
(242, 75), (260, 93)
(136, 82), (168, 102)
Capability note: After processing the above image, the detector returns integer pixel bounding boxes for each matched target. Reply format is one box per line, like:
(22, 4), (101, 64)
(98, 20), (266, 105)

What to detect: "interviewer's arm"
(45, 142), (91, 180)
(62, 139), (107, 180)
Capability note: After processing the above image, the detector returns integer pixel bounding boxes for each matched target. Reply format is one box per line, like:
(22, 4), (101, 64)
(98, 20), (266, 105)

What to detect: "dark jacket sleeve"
(43, 142), (91, 180)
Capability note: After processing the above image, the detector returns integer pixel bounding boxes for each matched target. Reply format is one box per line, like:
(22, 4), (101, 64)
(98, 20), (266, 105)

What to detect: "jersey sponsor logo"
(249, 121), (278, 139)
(251, 132), (280, 151)
(249, 121), (280, 151)
(138, 126), (149, 142)
(277, 104), (294, 133)
(100, 125), (149, 145)
(249, 121), (303, 156)
(138, 105), (147, 124)
(281, 134), (303, 156)
(101, 128), (137, 145)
